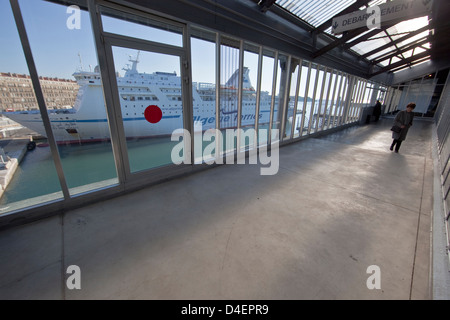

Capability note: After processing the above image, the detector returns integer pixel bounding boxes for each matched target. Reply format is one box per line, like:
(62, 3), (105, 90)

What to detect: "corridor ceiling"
(256, 0), (450, 78)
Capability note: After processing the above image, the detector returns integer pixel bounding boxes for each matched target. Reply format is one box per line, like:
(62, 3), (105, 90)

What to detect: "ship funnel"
(225, 67), (254, 90)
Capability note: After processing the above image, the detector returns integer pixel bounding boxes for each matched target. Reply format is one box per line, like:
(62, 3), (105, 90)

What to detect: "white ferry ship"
(3, 56), (281, 144)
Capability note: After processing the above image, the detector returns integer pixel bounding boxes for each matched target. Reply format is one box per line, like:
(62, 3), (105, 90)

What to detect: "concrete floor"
(0, 117), (434, 299)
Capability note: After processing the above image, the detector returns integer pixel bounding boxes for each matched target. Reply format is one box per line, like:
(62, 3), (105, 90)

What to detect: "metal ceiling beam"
(385, 29), (407, 62)
(314, 0), (372, 33)
(343, 28), (385, 49)
(370, 50), (431, 77)
(371, 36), (431, 65)
(389, 56), (431, 73)
(360, 23), (432, 59)
(311, 26), (368, 59)
(258, 0), (276, 12)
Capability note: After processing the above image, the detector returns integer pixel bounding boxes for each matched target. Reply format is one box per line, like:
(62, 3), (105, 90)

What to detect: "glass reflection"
(0, 0), (64, 213)
(16, 0), (118, 196)
(111, 47), (184, 173)
(258, 53), (275, 146)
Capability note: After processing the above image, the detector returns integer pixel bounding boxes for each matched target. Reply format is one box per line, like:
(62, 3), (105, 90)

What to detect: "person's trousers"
(391, 139), (402, 151)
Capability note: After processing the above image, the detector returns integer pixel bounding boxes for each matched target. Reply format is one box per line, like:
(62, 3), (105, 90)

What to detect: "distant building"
(0, 72), (79, 111)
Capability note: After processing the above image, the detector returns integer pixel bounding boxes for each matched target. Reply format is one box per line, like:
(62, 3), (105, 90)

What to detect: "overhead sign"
(331, 0), (433, 34)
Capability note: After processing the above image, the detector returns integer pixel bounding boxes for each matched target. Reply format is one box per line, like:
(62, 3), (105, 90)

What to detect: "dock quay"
(0, 139), (29, 199)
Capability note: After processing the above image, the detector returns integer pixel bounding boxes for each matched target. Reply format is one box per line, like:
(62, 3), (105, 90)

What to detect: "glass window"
(356, 80), (368, 120)
(284, 59), (300, 140)
(348, 79), (360, 122)
(191, 30), (217, 164)
(258, 50), (275, 146)
(324, 70), (336, 130)
(336, 75), (348, 126)
(220, 36), (240, 155)
(0, 0), (64, 213)
(18, 0), (118, 195)
(331, 73), (343, 128)
(316, 68), (331, 132)
(310, 66), (325, 133)
(295, 62), (310, 137)
(271, 54), (288, 142)
(100, 6), (183, 47)
(111, 47), (184, 173)
(305, 64), (318, 134)
(241, 43), (259, 151)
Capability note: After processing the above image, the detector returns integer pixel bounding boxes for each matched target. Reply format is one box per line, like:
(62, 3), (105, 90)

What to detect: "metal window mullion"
(357, 80), (368, 121)
(322, 69), (334, 131)
(352, 78), (360, 121)
(327, 70), (339, 128)
(10, 0), (70, 199)
(88, 0), (128, 183)
(300, 61), (312, 136)
(215, 33), (221, 160)
(351, 78), (361, 121)
(97, 0), (185, 30)
(394, 85), (402, 111)
(183, 24), (194, 165)
(102, 31), (183, 56)
(237, 40), (244, 153)
(388, 87), (395, 113)
(328, 70), (342, 128)
(418, 76), (426, 116)
(308, 64), (320, 135)
(348, 78), (357, 121)
(343, 76), (354, 124)
(336, 73), (346, 126)
(358, 80), (373, 119)
(280, 55), (291, 142)
(380, 84), (387, 109)
(253, 46), (263, 150)
(333, 73), (343, 127)
(390, 87), (399, 113)
(338, 75), (349, 126)
(354, 79), (364, 121)
(354, 78), (362, 121)
(291, 59), (302, 139)
(268, 51), (278, 146)
(393, 86), (399, 112)
(357, 80), (365, 119)
(315, 67), (327, 132)
(385, 87), (393, 113)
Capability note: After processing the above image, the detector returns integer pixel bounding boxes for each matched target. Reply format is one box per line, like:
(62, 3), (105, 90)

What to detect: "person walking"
(373, 100), (382, 122)
(390, 103), (416, 153)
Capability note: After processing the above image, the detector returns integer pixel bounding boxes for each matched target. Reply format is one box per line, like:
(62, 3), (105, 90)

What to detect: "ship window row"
(120, 87), (151, 92)
(161, 88), (181, 93)
(124, 80), (177, 86)
(122, 95), (158, 101)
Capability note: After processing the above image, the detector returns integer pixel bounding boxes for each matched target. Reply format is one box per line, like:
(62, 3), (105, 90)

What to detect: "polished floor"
(0, 117), (436, 299)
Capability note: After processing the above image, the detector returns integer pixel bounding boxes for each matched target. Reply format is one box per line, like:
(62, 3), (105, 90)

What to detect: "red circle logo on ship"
(144, 105), (162, 124)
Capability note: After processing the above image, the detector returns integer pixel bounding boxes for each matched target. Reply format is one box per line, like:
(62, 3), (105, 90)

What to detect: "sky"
(1, 0), (98, 78)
